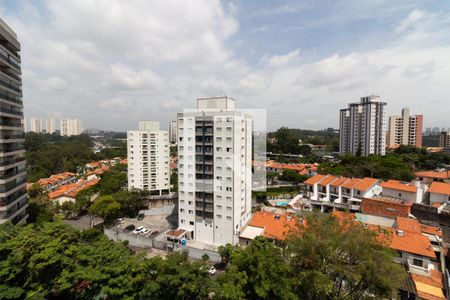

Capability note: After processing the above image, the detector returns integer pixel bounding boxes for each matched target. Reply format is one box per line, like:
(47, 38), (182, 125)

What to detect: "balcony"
(407, 260), (430, 276)
(0, 45), (21, 72)
(0, 92), (22, 105)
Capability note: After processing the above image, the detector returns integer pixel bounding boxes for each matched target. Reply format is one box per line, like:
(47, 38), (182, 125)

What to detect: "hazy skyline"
(2, 0), (450, 131)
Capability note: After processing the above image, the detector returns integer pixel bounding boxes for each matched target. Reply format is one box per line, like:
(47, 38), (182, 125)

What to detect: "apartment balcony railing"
(0, 157), (25, 167)
(0, 107), (23, 116)
(0, 74), (22, 94)
(0, 48), (20, 71)
(0, 189), (26, 207)
(0, 92), (22, 105)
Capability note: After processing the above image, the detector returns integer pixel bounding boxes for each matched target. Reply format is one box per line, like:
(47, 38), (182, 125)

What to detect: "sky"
(1, 0), (450, 131)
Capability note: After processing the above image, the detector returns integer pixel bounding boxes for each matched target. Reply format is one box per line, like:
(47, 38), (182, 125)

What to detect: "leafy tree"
(98, 168), (127, 195)
(88, 195), (121, 223)
(218, 243), (237, 265)
(287, 213), (405, 299)
(279, 169), (308, 184)
(27, 194), (55, 224)
(214, 265), (248, 300)
(201, 253), (209, 261)
(224, 237), (296, 300)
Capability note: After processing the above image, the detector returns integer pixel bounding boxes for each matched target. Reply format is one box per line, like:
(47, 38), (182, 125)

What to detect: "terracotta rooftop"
(377, 227), (436, 258)
(248, 211), (298, 241)
(304, 174), (327, 185)
(332, 211), (437, 259)
(380, 180), (418, 193)
(329, 177), (350, 187)
(48, 179), (99, 200)
(318, 175), (338, 186)
(416, 171), (450, 180)
(411, 269), (444, 289)
(353, 177), (379, 192)
(428, 182), (450, 196)
(341, 178), (363, 189)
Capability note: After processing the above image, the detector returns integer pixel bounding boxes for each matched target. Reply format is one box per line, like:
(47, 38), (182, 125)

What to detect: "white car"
(133, 226), (145, 234)
(208, 266), (216, 275)
(139, 228), (151, 235)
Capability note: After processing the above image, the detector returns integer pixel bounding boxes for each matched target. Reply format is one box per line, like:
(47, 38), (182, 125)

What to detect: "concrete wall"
(139, 205), (176, 216)
(430, 193), (449, 205)
(104, 227), (221, 262)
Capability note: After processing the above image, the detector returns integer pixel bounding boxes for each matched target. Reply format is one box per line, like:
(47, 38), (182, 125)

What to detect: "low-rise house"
(37, 172), (77, 192)
(305, 174), (381, 212)
(361, 196), (412, 218)
(332, 211), (445, 300)
(428, 182), (450, 206)
(415, 171), (450, 184)
(238, 211), (298, 246)
(48, 178), (99, 205)
(380, 180), (426, 204)
(263, 160), (318, 176)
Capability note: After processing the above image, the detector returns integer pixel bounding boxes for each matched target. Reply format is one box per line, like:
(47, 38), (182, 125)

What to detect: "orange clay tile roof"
(249, 211), (298, 241)
(304, 174), (327, 185)
(377, 227), (436, 258)
(264, 160), (318, 173)
(48, 179), (99, 200)
(396, 217), (442, 237)
(38, 172), (76, 186)
(353, 177), (379, 191)
(420, 224), (443, 237)
(428, 182), (450, 196)
(341, 178), (363, 189)
(412, 269), (444, 289)
(318, 175), (338, 186)
(330, 177), (350, 187)
(120, 159), (128, 164)
(415, 171), (450, 180)
(380, 180), (418, 193)
(396, 217), (421, 232)
(331, 212), (436, 258)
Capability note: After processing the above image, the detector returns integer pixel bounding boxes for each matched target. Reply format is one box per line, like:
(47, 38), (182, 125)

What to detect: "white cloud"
(1, 3), (449, 131)
(263, 49), (301, 67)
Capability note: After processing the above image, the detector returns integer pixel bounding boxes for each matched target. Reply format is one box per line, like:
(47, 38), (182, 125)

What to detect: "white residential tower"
(127, 121), (170, 195)
(177, 97), (252, 246)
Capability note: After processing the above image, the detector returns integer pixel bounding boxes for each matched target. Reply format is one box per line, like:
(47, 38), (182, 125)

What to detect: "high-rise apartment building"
(387, 108), (423, 148)
(168, 120), (177, 144)
(0, 18), (28, 224)
(127, 121), (170, 195)
(439, 131), (450, 148)
(339, 95), (387, 156)
(45, 118), (56, 134)
(30, 118), (42, 133)
(177, 97), (252, 246)
(60, 119), (82, 136)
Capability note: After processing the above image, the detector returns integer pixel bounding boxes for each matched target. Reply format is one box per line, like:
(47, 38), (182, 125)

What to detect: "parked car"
(140, 228), (151, 235)
(208, 266), (216, 275)
(113, 218), (124, 226)
(137, 213), (145, 220)
(133, 226), (145, 234)
(123, 224), (136, 233)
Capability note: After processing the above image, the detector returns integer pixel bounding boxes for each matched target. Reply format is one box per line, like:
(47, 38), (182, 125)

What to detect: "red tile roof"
(416, 171), (450, 180)
(361, 196), (412, 218)
(380, 180), (418, 193)
(249, 211), (298, 241)
(304, 174), (327, 185)
(332, 212), (436, 258)
(412, 269), (444, 289)
(341, 178), (363, 189)
(318, 175), (338, 186)
(428, 182), (450, 196)
(49, 179), (99, 200)
(376, 227), (436, 258)
(330, 177), (350, 187)
(353, 177), (379, 191)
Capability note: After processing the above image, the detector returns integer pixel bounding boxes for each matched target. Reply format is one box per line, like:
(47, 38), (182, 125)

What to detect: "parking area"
(114, 214), (177, 239)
